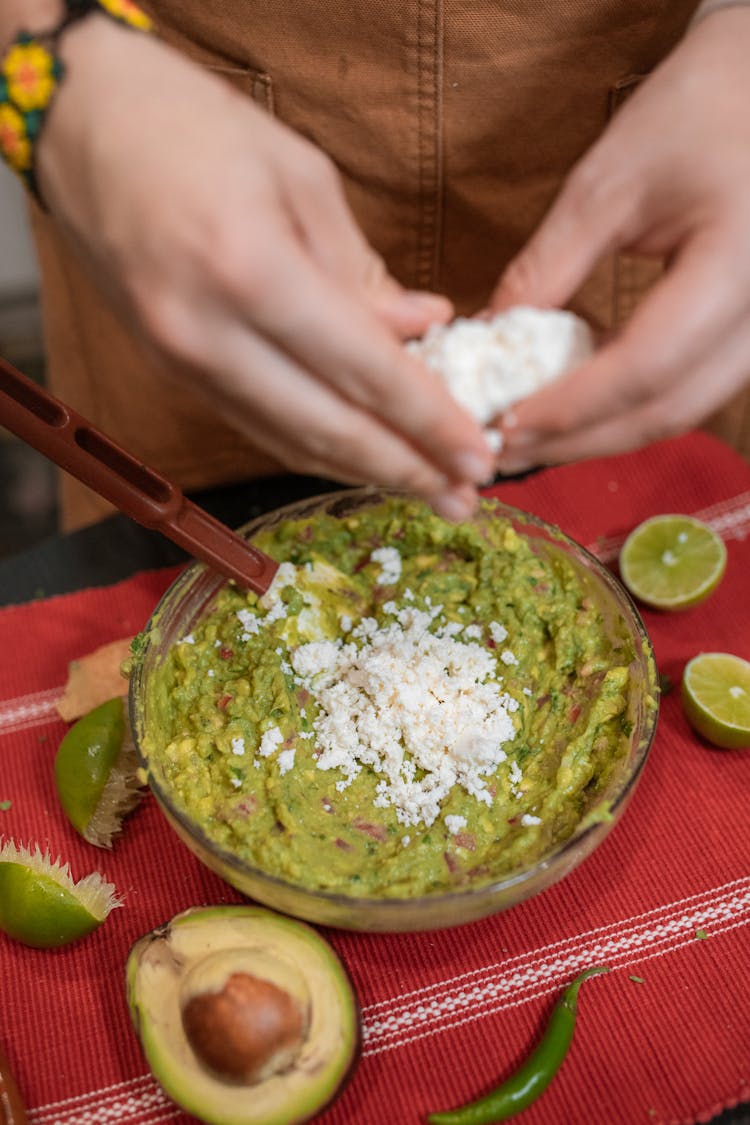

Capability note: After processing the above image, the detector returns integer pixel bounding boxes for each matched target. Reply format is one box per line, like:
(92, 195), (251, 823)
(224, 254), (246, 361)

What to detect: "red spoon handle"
(0, 356), (278, 594)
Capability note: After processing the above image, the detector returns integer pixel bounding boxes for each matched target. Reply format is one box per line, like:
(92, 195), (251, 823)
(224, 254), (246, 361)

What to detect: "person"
(1, 0), (748, 530)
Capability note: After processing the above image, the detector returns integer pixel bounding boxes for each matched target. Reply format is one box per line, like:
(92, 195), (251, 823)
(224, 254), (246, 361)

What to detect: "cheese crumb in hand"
(407, 306), (594, 425)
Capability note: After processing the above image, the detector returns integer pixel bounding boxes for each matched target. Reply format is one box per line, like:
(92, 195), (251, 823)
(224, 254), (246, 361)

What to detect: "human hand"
(489, 7), (750, 473)
(37, 17), (494, 519)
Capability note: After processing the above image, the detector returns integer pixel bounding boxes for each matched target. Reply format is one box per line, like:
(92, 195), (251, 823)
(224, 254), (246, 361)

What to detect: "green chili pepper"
(426, 966), (609, 1125)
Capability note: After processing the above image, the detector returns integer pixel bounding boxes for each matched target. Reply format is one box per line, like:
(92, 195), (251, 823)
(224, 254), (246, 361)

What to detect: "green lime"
(0, 840), (121, 948)
(619, 515), (726, 610)
(55, 697), (144, 848)
(682, 652), (750, 749)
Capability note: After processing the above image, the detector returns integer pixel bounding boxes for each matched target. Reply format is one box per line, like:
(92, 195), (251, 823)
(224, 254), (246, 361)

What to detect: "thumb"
(490, 157), (629, 313)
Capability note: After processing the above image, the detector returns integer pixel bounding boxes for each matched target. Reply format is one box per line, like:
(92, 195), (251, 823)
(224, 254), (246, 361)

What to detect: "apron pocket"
(205, 62), (274, 113)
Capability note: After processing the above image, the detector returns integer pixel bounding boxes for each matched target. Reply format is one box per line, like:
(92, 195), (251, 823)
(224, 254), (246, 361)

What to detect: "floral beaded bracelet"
(0, 0), (153, 202)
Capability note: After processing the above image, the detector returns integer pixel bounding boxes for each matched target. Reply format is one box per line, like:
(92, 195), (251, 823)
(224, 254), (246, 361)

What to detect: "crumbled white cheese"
(180, 633), (195, 645)
(463, 624), (482, 640)
(438, 621), (465, 638)
(237, 609), (260, 637)
(207, 669), (215, 678)
(501, 650), (519, 666)
(260, 561), (297, 609)
(408, 307), (593, 424)
(258, 727), (284, 758)
(230, 736), (246, 757)
(402, 835), (411, 847)
(489, 622), (508, 645)
(230, 777), (242, 789)
(291, 605), (517, 828)
(445, 814), (468, 835)
(277, 748), (296, 776)
(264, 601), (289, 625)
(370, 546), (402, 586)
(340, 614), (352, 633)
(509, 759), (523, 799)
(521, 813), (542, 826)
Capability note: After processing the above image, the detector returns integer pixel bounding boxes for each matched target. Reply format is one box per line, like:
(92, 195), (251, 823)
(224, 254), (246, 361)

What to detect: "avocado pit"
(179, 949), (310, 1084)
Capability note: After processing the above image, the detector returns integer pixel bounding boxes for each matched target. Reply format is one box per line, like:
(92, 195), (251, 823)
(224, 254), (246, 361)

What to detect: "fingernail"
(432, 490), (477, 523)
(453, 449), (494, 485)
(403, 290), (453, 317)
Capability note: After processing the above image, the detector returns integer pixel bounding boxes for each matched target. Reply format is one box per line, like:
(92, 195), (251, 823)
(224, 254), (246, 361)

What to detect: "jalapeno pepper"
(426, 966), (609, 1125)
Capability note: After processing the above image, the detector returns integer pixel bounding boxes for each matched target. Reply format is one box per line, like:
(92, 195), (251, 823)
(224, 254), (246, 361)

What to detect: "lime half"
(0, 840), (121, 948)
(619, 515), (726, 610)
(682, 653), (750, 750)
(55, 697), (144, 848)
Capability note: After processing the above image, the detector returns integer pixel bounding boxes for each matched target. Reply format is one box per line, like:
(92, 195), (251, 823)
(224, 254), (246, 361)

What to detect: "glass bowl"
(129, 489), (659, 933)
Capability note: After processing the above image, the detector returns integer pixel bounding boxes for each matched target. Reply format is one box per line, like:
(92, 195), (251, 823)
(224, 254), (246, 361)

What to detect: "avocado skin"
(125, 904), (360, 1125)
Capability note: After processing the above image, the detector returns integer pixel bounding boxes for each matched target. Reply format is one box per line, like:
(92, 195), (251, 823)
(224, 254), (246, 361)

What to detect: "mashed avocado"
(143, 497), (636, 898)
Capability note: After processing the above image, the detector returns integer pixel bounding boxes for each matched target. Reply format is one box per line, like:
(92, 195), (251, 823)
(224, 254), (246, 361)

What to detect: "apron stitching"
(415, 0), (441, 291)
(433, 0), (445, 293)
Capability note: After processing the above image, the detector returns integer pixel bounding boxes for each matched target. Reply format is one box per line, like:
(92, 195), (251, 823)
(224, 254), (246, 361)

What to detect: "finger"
(282, 150), (454, 337)
(221, 235), (494, 486)
(368, 286), (454, 341)
(500, 230), (744, 452)
(489, 148), (632, 311)
(497, 315), (750, 471)
(172, 307), (481, 519)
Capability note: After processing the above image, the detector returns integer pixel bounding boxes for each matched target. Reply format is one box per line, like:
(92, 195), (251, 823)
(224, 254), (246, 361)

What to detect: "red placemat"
(1, 431), (749, 1125)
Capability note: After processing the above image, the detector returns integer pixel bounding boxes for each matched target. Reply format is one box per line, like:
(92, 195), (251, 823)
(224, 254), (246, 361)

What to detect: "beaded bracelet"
(0, 0), (153, 202)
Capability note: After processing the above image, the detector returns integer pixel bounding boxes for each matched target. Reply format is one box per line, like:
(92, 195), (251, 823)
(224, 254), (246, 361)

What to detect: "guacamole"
(143, 497), (636, 898)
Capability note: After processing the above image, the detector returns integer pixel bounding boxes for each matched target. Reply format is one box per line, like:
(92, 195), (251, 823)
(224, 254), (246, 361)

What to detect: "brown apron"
(29, 0), (747, 530)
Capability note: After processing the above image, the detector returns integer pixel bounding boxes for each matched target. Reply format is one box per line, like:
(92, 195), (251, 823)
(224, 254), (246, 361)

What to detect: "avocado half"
(126, 905), (360, 1125)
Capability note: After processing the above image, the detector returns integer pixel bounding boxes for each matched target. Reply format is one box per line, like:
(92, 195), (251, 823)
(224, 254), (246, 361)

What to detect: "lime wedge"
(55, 697), (144, 848)
(0, 840), (121, 948)
(619, 515), (726, 610)
(682, 652), (750, 749)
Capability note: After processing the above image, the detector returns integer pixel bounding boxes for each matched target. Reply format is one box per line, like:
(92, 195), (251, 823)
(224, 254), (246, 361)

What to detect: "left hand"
(489, 6), (750, 473)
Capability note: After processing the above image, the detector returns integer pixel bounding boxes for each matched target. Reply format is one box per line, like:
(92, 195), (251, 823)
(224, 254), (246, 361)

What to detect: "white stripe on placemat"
(362, 875), (750, 1055)
(27, 874), (750, 1124)
(588, 491), (750, 563)
(28, 1076), (175, 1125)
(0, 687), (63, 735)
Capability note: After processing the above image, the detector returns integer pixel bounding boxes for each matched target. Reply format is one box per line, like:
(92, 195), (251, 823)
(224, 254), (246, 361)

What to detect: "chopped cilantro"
(628, 975), (645, 984)
(695, 928), (708, 941)
(0, 800), (11, 811)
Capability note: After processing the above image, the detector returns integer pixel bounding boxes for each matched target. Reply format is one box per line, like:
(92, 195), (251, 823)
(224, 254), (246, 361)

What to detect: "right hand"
(37, 16), (494, 519)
